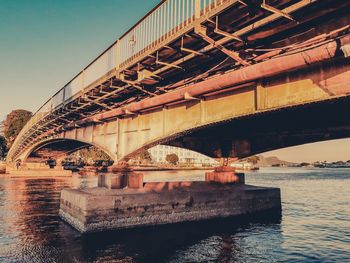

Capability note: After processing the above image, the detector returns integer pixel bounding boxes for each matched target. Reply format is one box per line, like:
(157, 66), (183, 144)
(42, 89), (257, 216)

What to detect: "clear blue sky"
(0, 0), (159, 119)
(0, 0), (348, 162)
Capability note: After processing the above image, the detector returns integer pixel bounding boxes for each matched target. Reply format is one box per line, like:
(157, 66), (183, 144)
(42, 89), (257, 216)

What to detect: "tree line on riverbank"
(0, 109), (32, 160)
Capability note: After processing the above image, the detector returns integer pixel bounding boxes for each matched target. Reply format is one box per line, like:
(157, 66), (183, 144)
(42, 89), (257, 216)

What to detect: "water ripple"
(0, 168), (349, 262)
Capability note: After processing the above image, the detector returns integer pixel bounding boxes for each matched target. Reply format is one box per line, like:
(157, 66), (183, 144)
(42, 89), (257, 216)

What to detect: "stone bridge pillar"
(205, 157), (245, 184)
(98, 164), (144, 189)
(205, 166), (245, 184)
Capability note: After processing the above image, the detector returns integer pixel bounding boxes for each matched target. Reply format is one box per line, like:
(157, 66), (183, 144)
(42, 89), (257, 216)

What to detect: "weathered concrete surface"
(59, 182), (281, 233)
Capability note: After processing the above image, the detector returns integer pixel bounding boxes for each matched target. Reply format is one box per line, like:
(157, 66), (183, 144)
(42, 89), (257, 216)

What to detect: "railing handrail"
(32, 1), (168, 116)
(119, 0), (167, 40)
(31, 0), (204, 116)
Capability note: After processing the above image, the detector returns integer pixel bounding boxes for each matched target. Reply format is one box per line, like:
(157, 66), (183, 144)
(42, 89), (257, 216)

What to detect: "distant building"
(231, 161), (253, 170)
(148, 145), (218, 166)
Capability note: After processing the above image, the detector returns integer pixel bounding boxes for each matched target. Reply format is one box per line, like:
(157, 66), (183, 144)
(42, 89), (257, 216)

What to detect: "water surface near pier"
(0, 167), (349, 262)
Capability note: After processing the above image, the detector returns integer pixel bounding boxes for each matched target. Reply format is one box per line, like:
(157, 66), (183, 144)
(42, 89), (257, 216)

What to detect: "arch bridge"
(7, 0), (350, 166)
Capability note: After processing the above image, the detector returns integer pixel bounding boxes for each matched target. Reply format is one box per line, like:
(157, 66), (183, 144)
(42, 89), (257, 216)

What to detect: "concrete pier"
(59, 179), (281, 233)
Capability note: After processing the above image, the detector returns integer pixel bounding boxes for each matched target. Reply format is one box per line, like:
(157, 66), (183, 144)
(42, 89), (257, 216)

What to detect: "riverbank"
(4, 168), (72, 178)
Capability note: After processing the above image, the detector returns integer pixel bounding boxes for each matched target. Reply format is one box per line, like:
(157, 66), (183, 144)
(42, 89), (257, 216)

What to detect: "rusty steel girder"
(91, 33), (350, 122)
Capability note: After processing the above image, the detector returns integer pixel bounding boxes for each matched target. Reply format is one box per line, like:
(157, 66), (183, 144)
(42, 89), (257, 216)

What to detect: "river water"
(0, 167), (349, 262)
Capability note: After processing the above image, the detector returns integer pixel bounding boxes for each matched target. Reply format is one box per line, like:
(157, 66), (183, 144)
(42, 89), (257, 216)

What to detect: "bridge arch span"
(11, 46), (350, 164)
(121, 96), (350, 162)
(13, 90), (350, 166)
(19, 138), (115, 164)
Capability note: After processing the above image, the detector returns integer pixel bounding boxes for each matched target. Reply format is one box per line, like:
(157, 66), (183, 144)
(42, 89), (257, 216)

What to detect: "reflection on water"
(0, 167), (349, 262)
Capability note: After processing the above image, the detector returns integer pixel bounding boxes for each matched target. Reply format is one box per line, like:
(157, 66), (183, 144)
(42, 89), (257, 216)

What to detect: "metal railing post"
(195, 0), (201, 19)
(82, 70), (85, 91)
(116, 40), (121, 70)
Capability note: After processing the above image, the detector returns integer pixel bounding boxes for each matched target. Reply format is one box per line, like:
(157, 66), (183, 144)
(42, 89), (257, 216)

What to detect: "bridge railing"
(8, 0), (230, 160)
(119, 0), (197, 66)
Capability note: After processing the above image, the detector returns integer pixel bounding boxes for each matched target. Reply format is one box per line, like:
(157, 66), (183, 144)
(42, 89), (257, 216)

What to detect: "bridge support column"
(205, 166), (245, 184)
(205, 157), (245, 184)
(60, 159), (279, 234)
(98, 165), (144, 189)
(59, 182), (281, 233)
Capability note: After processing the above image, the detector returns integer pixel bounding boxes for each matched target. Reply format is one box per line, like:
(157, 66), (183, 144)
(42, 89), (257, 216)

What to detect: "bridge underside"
(21, 95), (350, 164)
(16, 51), (350, 163)
(168, 96), (350, 158)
